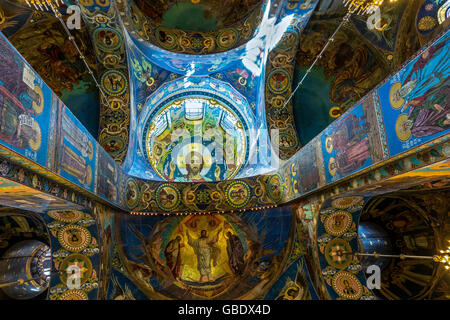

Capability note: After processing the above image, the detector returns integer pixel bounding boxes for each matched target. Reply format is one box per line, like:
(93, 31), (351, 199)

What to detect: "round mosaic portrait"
(142, 86), (251, 182)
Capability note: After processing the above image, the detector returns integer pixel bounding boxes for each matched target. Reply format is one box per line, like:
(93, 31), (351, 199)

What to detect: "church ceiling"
(134, 0), (264, 31)
(0, 0), (448, 157)
(0, 0), (448, 195)
(119, 0), (264, 55)
(136, 78), (253, 182)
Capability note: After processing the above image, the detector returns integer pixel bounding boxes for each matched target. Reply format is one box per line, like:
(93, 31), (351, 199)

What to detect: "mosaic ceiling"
(0, 0), (449, 303)
(134, 0), (264, 31)
(0, 0), (448, 183)
(142, 95), (248, 182)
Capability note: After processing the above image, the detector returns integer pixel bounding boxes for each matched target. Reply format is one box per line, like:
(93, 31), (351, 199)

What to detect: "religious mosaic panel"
(115, 207), (296, 299)
(296, 137), (326, 194)
(46, 208), (100, 300)
(56, 106), (97, 193)
(0, 177), (83, 212)
(135, 77), (255, 182)
(264, 0), (319, 160)
(320, 97), (385, 184)
(0, 32), (54, 168)
(143, 97), (248, 182)
(78, 0), (130, 164)
(376, 29), (449, 157)
(93, 202), (117, 300)
(95, 148), (120, 204)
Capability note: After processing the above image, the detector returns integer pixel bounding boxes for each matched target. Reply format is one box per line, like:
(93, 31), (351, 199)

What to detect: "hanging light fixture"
(342, 0), (398, 15)
(435, 241), (450, 270)
(24, 0), (63, 11)
(345, 240), (450, 271)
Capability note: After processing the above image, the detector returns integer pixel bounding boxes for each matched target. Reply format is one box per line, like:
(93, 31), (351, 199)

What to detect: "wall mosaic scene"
(0, 0), (448, 307)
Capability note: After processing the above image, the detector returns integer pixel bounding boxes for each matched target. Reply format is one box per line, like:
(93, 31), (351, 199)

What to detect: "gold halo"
(28, 121), (42, 151)
(389, 82), (404, 109)
(325, 136), (333, 153)
(395, 114), (412, 141)
(329, 106), (342, 118)
(328, 157), (337, 176)
(146, 77), (155, 87)
(32, 85), (44, 115)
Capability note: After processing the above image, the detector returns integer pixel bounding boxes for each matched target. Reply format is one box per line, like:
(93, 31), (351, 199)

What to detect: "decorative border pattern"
(264, 0), (319, 160)
(78, 0), (131, 165)
(316, 195), (375, 300)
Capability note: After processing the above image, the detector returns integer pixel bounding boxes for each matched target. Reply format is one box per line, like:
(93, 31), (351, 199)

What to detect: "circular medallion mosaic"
(102, 136), (126, 155)
(324, 238), (353, 269)
(324, 211), (352, 236)
(389, 82), (404, 109)
(59, 289), (88, 300)
(101, 70), (128, 96)
(277, 31), (298, 51)
(328, 157), (337, 176)
(28, 121), (41, 152)
(268, 69), (290, 94)
(332, 271), (363, 300)
(155, 27), (178, 50)
(59, 254), (93, 285)
(217, 28), (239, 49)
(125, 178), (140, 209)
(155, 183), (181, 211)
(48, 210), (84, 223)
(331, 196), (363, 209)
(266, 174), (282, 203)
(58, 225), (91, 252)
(32, 85), (44, 115)
(94, 27), (122, 51)
(225, 181), (251, 208)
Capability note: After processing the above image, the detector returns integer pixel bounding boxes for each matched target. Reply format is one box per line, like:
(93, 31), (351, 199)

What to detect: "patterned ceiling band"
(264, 0), (319, 160)
(77, 0), (131, 165)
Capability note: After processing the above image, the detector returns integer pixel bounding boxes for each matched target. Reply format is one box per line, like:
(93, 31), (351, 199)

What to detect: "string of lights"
(24, 0), (63, 11)
(130, 204), (279, 216)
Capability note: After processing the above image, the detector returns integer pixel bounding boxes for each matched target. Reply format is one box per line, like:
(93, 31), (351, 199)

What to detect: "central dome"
(140, 78), (254, 182)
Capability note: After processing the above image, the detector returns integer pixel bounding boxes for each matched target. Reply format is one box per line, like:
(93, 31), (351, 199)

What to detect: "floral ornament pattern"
(47, 210), (100, 300)
(317, 195), (375, 300)
(78, 0), (131, 164)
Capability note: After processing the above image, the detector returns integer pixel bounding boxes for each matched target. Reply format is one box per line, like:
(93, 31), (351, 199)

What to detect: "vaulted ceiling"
(0, 0), (448, 156)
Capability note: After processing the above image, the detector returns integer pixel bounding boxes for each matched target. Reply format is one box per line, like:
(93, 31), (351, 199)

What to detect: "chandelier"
(24, 0), (63, 11)
(435, 242), (450, 270)
(342, 0), (394, 15)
